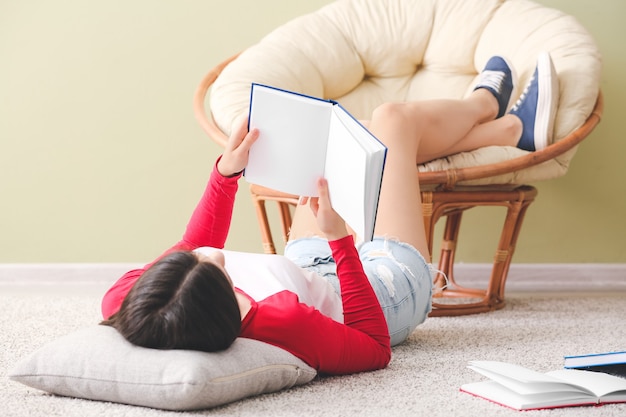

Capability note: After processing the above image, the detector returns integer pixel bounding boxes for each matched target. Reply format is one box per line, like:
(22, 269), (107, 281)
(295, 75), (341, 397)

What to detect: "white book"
(460, 360), (626, 410)
(246, 83), (387, 242)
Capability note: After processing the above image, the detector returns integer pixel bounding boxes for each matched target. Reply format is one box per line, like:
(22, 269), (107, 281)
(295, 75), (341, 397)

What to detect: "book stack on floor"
(461, 352), (626, 411)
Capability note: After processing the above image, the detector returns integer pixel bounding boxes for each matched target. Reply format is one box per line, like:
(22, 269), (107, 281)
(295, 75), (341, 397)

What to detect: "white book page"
(468, 361), (587, 395)
(548, 369), (626, 398)
(332, 104), (386, 154)
(324, 109), (368, 240)
(332, 105), (386, 234)
(246, 85), (332, 197)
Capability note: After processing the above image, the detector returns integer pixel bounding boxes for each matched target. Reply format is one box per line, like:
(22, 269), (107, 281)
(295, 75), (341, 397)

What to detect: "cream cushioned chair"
(195, 0), (602, 316)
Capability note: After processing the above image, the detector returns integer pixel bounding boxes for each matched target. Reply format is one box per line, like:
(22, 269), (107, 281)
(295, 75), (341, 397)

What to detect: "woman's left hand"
(306, 178), (349, 241)
(217, 115), (260, 177)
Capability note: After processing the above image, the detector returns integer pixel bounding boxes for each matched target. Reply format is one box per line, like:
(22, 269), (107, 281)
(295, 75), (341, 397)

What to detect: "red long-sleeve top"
(101, 160), (391, 375)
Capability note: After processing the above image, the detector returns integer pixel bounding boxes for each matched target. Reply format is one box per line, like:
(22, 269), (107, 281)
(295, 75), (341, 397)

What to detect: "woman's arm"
(329, 235), (391, 353)
(180, 117), (259, 249)
(307, 177), (389, 349)
(290, 177), (390, 372)
(100, 162), (240, 319)
(101, 119), (259, 318)
(178, 159), (241, 250)
(241, 236), (391, 375)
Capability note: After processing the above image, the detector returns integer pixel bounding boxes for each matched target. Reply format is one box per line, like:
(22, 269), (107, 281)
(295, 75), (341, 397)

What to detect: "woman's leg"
(368, 86), (524, 258)
(414, 113), (521, 164)
(363, 52), (559, 163)
(363, 90), (522, 165)
(289, 200), (330, 241)
(368, 53), (558, 251)
(366, 103), (431, 259)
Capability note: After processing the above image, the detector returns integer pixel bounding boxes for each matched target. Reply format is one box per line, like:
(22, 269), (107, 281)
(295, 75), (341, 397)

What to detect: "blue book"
(564, 351), (626, 378)
(246, 83), (387, 242)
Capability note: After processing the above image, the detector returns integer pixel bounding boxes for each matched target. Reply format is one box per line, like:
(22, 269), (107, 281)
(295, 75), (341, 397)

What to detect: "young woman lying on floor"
(101, 52), (558, 375)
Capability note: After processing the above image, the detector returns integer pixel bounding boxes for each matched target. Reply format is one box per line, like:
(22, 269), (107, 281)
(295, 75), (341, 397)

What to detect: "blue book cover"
(564, 351), (626, 378)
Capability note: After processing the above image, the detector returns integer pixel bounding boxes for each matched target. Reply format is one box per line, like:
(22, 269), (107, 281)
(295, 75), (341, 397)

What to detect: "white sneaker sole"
(534, 52), (559, 151)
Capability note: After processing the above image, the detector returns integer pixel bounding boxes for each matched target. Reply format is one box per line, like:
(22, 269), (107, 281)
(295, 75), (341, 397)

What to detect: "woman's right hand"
(217, 115), (260, 177)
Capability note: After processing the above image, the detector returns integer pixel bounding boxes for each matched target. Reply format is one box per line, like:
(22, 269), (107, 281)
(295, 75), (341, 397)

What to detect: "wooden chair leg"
(421, 191), (435, 254)
(433, 208), (461, 294)
(429, 185), (537, 316)
(485, 187), (537, 305)
(278, 202), (293, 245)
(249, 185), (299, 254)
(435, 208), (486, 298)
(251, 194), (277, 254)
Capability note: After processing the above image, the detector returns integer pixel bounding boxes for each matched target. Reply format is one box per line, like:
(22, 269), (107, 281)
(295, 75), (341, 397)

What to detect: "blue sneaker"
(473, 56), (515, 119)
(509, 52), (559, 151)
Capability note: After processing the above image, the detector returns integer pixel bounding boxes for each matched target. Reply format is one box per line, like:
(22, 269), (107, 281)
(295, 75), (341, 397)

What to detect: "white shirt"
(193, 247), (344, 323)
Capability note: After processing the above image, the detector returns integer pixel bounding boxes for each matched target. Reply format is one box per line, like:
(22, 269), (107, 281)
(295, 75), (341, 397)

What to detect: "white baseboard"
(0, 263), (141, 286)
(0, 263), (624, 292)
(449, 263), (626, 292)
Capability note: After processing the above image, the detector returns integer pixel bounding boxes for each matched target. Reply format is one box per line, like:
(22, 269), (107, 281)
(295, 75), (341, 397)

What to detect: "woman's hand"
(305, 178), (349, 241)
(217, 115), (260, 177)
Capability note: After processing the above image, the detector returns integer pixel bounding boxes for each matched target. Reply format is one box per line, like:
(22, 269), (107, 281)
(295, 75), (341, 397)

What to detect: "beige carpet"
(2, 283), (625, 417)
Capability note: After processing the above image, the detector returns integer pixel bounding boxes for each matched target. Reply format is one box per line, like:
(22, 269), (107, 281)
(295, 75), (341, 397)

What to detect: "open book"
(460, 360), (626, 410)
(565, 350), (626, 378)
(246, 83), (387, 242)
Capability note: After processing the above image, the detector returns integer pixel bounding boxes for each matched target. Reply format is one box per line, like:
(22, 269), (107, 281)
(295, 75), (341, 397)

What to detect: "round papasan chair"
(194, 0), (603, 316)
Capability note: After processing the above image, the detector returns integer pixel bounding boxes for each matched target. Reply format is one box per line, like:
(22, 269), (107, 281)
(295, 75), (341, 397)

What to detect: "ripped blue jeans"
(284, 237), (432, 346)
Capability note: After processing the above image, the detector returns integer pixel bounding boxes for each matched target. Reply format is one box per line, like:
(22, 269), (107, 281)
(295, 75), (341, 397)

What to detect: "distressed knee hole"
(375, 264), (396, 297)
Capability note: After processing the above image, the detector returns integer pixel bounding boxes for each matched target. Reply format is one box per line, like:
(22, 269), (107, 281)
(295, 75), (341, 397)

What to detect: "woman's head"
(102, 250), (241, 352)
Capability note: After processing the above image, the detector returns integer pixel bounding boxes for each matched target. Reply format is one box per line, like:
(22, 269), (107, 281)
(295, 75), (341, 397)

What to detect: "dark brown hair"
(101, 251), (241, 352)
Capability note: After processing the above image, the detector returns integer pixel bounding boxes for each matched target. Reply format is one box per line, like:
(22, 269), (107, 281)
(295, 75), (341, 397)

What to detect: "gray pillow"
(9, 325), (317, 410)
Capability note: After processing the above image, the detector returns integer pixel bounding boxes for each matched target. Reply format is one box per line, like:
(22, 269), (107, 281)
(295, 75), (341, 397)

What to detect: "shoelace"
(429, 264), (450, 295)
(477, 70), (505, 93)
(511, 72), (536, 112)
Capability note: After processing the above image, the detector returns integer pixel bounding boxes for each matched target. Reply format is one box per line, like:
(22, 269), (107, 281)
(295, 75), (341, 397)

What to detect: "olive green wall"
(1, 0), (624, 264)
